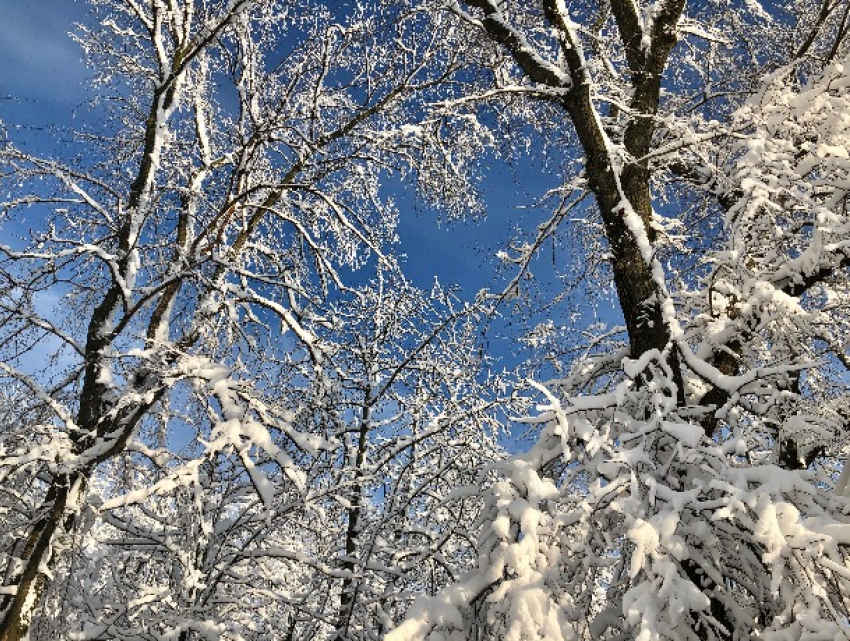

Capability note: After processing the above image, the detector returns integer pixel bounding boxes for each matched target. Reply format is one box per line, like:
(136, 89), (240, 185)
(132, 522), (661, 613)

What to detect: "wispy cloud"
(0, 1), (90, 111)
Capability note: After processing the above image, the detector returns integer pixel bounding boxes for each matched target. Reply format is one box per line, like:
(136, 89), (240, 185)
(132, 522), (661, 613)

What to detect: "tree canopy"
(1, 1), (850, 640)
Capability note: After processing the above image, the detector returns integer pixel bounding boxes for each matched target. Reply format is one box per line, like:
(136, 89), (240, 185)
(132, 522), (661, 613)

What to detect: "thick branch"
(464, 0), (571, 88)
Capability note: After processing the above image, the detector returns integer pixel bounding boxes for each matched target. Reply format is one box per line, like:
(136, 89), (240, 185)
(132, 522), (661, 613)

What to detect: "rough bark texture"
(466, 0), (686, 397)
(0, 480), (71, 641)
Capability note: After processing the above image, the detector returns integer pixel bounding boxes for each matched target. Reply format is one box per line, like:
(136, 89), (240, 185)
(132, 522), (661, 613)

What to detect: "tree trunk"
(333, 400), (372, 639)
(0, 472), (83, 641)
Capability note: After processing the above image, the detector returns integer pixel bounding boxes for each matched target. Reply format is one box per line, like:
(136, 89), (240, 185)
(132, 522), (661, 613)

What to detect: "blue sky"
(0, 0), (512, 288)
(0, 1), (91, 137)
(0, 0), (621, 373)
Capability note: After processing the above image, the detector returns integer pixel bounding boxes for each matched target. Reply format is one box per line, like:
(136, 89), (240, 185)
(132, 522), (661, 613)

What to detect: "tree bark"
(465, 0), (686, 389)
(0, 476), (74, 641)
(333, 399), (372, 639)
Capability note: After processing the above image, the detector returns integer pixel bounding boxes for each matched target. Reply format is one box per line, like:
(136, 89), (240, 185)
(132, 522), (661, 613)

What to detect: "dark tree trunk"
(0, 476), (73, 641)
(333, 400), (372, 639)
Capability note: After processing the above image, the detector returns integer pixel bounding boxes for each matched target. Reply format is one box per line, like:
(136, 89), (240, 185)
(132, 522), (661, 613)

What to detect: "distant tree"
(321, 277), (510, 640)
(29, 275), (511, 640)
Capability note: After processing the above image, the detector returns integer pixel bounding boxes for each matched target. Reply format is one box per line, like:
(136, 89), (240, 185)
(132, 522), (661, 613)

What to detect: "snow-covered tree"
(36, 275), (512, 640)
(320, 277), (510, 639)
(388, 1), (850, 639)
(5, 0), (850, 639)
(0, 1), (492, 638)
